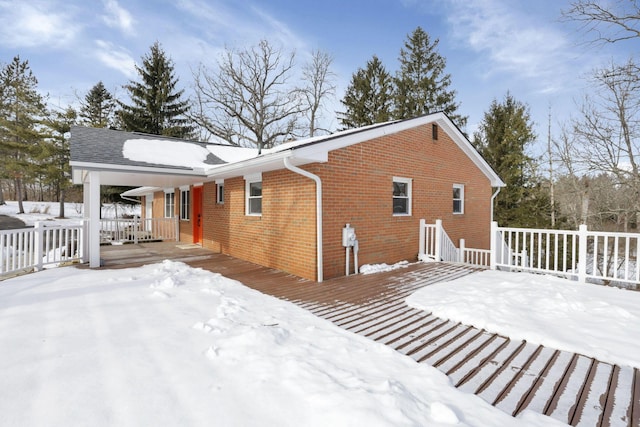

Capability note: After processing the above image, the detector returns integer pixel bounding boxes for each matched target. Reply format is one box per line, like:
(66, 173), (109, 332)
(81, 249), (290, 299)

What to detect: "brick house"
(70, 112), (504, 281)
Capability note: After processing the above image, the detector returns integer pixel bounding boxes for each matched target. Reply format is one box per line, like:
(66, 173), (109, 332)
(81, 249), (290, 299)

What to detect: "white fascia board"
(288, 146), (329, 163)
(70, 161), (208, 177)
(120, 186), (163, 197)
(204, 150), (291, 179)
(434, 116), (506, 187)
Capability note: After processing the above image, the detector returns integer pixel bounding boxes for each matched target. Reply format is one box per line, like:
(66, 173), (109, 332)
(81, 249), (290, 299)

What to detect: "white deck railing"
(492, 222), (640, 286)
(99, 217), (179, 244)
(460, 239), (491, 268)
(419, 219), (460, 263)
(419, 219), (491, 268)
(1, 222), (85, 278)
(419, 220), (640, 286)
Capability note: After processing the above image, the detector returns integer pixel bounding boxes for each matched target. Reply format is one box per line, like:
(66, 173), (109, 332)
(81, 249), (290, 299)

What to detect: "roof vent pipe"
(283, 157), (323, 282)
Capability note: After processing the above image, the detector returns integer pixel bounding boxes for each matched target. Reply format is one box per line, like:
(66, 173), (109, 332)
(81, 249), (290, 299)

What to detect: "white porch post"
(34, 222), (43, 272)
(82, 181), (90, 263)
(84, 171), (101, 268)
(578, 224), (588, 284)
(435, 219), (443, 262)
(490, 221), (498, 270)
(418, 219), (426, 259)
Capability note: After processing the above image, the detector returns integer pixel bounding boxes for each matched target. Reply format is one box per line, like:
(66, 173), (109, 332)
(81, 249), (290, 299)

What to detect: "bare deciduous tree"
(561, 61), (640, 230)
(562, 0), (640, 45)
(192, 40), (304, 153)
(552, 127), (588, 228)
(573, 61), (640, 184)
(299, 50), (336, 137)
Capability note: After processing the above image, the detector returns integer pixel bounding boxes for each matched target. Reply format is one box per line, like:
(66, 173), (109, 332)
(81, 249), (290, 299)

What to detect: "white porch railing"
(99, 217), (179, 244)
(1, 222), (85, 278)
(1, 217), (179, 278)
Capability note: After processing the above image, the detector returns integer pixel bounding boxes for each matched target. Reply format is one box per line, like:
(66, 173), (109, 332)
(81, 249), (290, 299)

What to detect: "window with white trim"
(216, 182), (224, 204)
(246, 177), (262, 216)
(392, 177), (412, 216)
(453, 184), (464, 214)
(164, 191), (175, 218)
(180, 188), (190, 220)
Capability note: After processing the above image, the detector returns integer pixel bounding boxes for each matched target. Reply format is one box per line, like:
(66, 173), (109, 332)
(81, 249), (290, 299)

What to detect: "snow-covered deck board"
(99, 242), (640, 427)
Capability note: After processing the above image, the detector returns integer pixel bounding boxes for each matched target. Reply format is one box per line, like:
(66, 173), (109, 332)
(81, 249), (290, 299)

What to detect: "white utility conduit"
(283, 157), (323, 282)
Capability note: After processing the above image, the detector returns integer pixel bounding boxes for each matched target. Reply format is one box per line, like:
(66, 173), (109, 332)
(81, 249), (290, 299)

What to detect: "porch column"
(84, 171), (101, 268)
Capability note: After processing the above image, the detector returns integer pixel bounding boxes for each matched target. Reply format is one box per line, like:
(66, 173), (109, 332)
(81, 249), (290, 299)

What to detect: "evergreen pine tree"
(0, 56), (48, 213)
(79, 81), (115, 128)
(473, 93), (549, 227)
(394, 27), (467, 129)
(40, 107), (76, 218)
(118, 42), (193, 138)
(339, 55), (393, 129)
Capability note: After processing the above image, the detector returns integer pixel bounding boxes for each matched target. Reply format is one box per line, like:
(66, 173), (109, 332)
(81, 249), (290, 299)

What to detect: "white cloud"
(175, 0), (307, 53)
(175, 0), (243, 35)
(102, 0), (135, 35)
(443, 0), (576, 94)
(250, 6), (308, 52)
(0, 1), (79, 48)
(94, 40), (136, 78)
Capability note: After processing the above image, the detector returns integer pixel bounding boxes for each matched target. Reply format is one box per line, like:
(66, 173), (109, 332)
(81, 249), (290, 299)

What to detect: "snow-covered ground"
(0, 261), (561, 426)
(1, 201), (636, 424)
(0, 201), (140, 227)
(406, 270), (640, 369)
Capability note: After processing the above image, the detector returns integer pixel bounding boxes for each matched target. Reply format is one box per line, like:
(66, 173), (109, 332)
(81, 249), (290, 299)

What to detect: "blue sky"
(0, 0), (637, 153)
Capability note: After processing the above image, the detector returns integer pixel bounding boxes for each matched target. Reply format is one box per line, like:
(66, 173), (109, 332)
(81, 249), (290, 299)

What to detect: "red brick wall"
(151, 191), (168, 218)
(200, 171), (317, 280)
(179, 122), (493, 281)
(316, 123), (492, 280)
(147, 189), (188, 242)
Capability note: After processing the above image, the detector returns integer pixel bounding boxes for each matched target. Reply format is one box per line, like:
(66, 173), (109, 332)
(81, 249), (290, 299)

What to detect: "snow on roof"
(122, 139), (259, 169)
(123, 139), (213, 169)
(206, 144), (258, 163)
(266, 121), (394, 154)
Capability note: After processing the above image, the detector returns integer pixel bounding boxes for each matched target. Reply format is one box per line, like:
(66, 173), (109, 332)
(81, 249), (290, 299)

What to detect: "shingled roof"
(69, 113), (505, 188)
(69, 126), (227, 171)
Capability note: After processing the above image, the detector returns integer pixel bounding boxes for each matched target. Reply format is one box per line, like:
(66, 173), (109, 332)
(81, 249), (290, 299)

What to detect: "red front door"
(192, 186), (203, 244)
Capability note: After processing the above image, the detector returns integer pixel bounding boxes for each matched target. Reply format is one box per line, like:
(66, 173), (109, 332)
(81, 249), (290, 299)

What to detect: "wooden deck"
(100, 242), (640, 426)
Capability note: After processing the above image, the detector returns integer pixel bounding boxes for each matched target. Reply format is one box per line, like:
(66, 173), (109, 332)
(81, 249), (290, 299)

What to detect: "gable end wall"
(317, 122), (492, 279)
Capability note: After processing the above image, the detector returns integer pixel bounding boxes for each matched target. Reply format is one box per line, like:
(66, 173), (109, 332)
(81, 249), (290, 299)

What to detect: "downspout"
(490, 187), (501, 223)
(284, 157), (323, 282)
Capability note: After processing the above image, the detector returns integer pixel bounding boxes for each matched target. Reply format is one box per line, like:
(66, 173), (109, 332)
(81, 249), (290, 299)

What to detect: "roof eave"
(70, 161), (208, 177)
(433, 114), (506, 188)
(204, 150), (328, 179)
